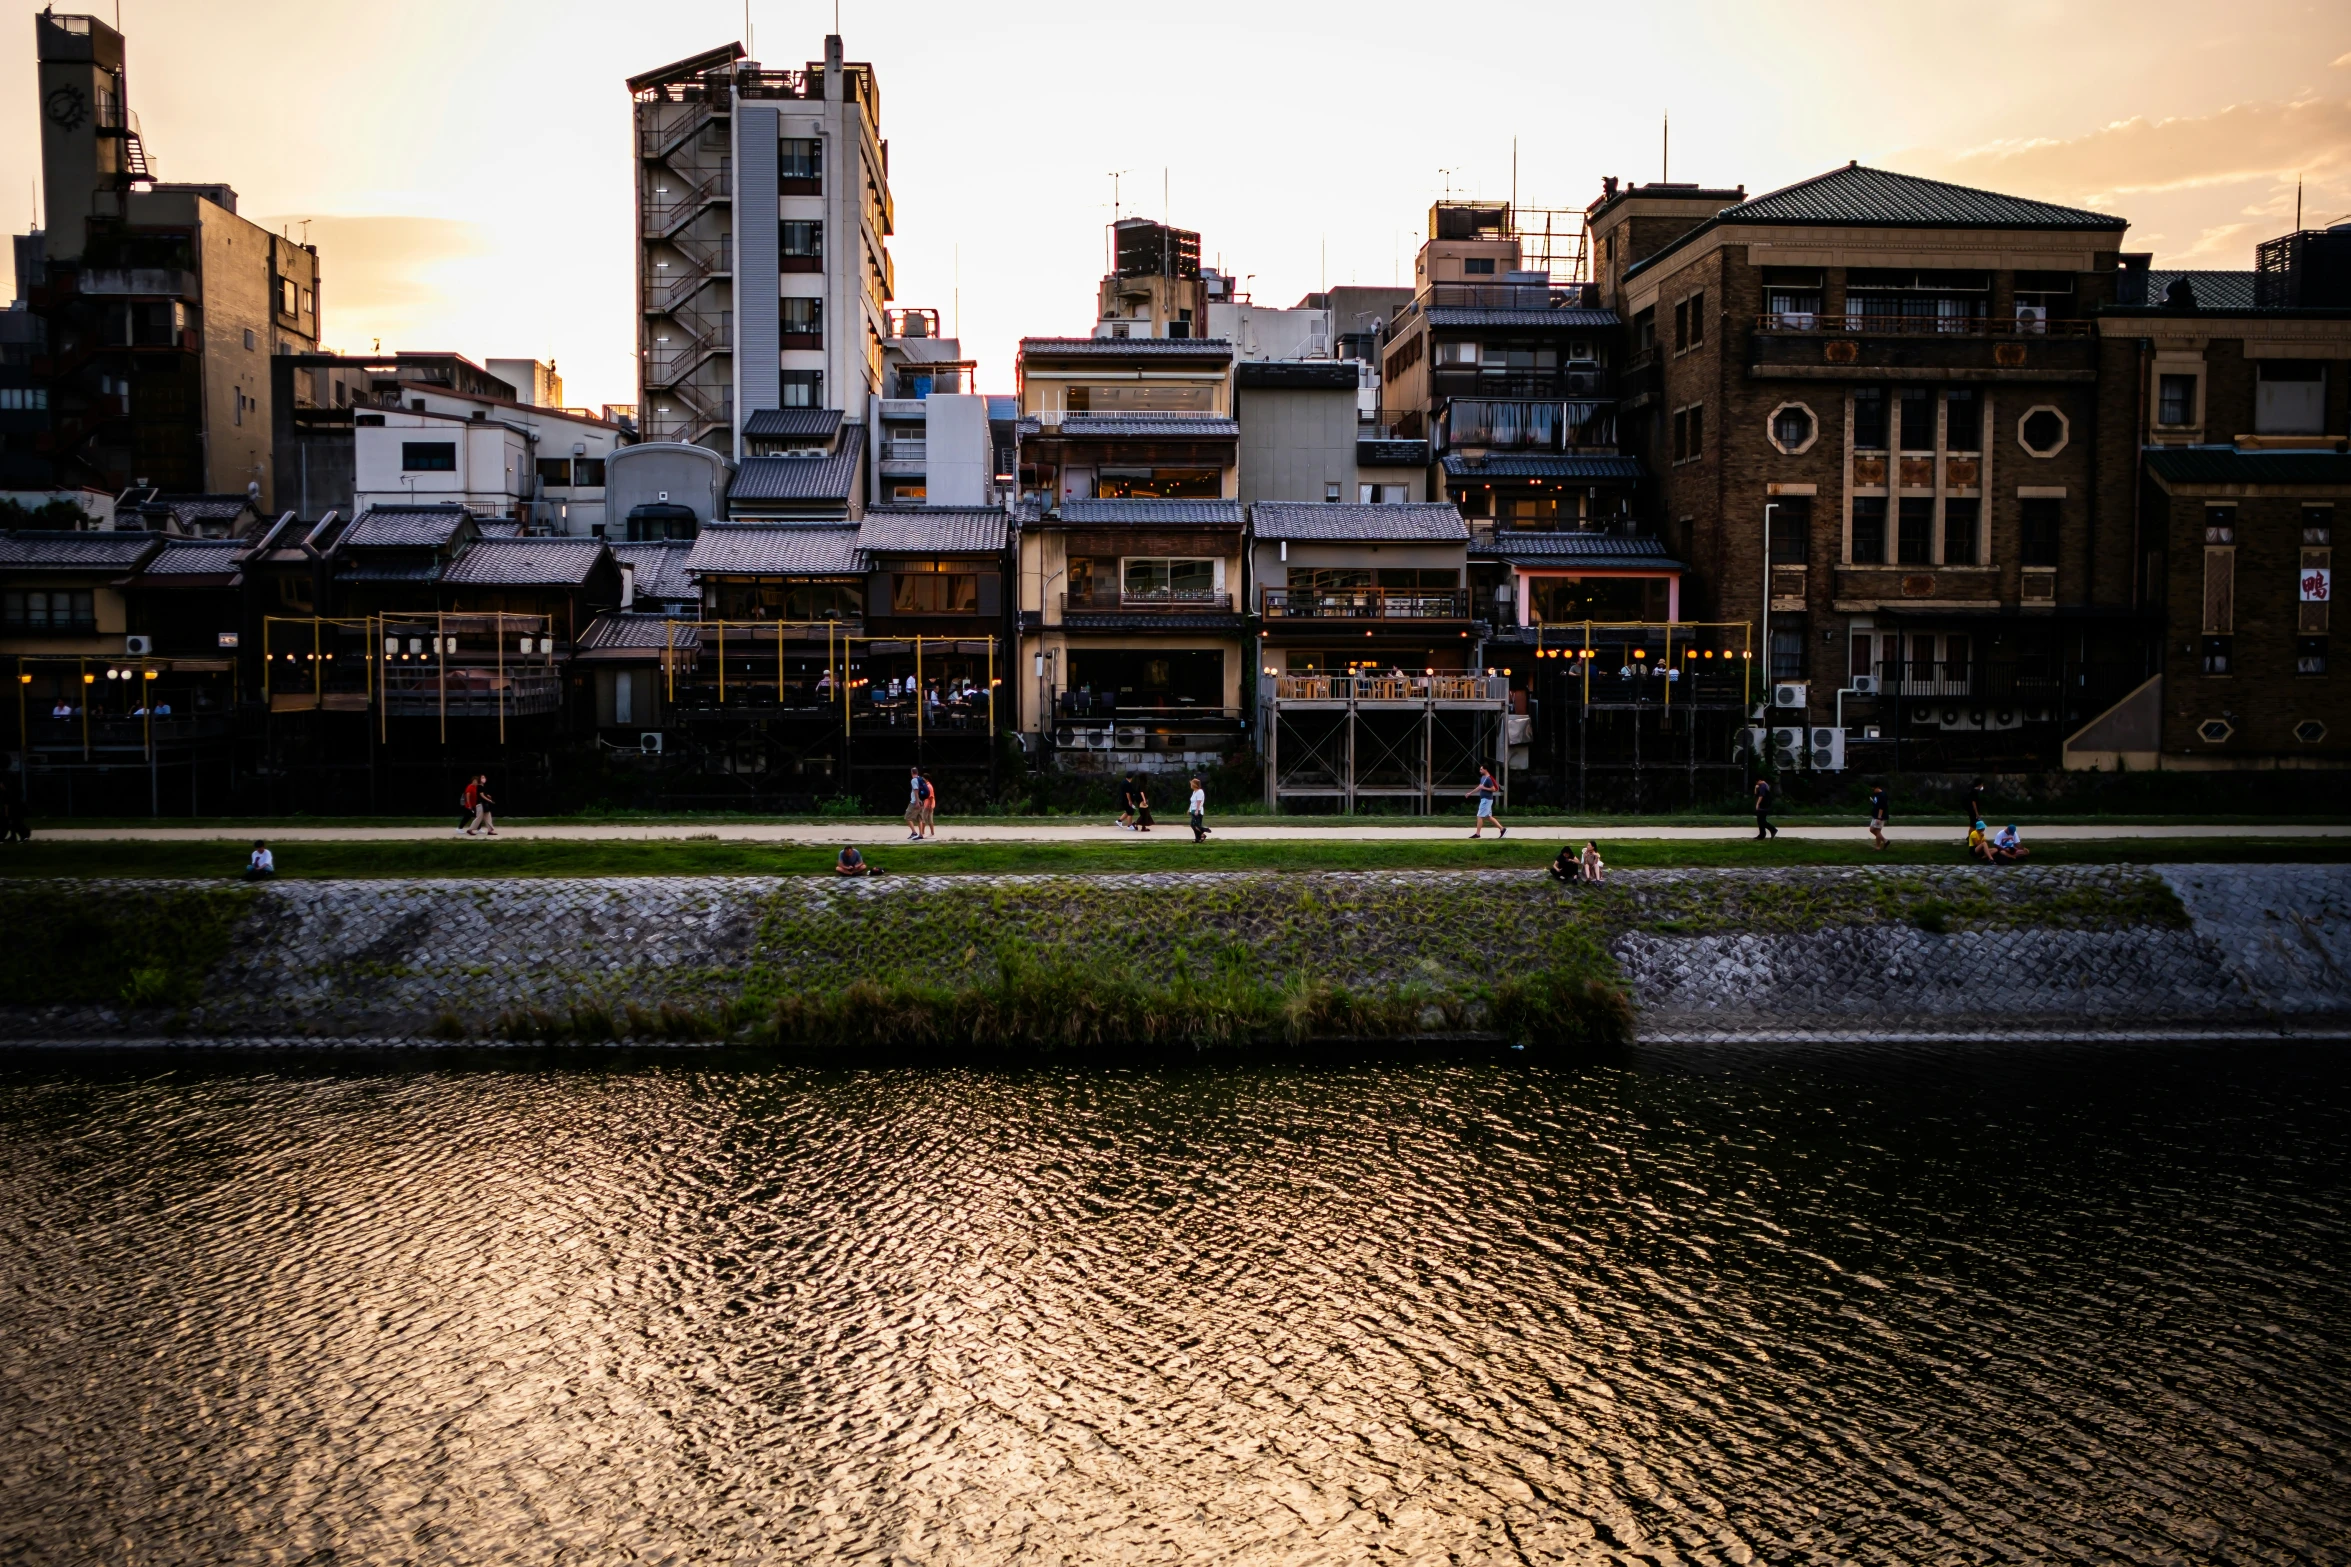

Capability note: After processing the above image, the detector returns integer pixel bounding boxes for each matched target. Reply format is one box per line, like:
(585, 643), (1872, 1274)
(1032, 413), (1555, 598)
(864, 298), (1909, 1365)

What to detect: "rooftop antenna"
(744, 0), (751, 57)
(1108, 170), (1127, 222)
(2296, 175), (2304, 232)
(953, 242), (960, 339)
(1162, 167), (1168, 225)
(1511, 136), (1518, 220)
(1438, 167), (1457, 200)
(1662, 112), (1670, 184)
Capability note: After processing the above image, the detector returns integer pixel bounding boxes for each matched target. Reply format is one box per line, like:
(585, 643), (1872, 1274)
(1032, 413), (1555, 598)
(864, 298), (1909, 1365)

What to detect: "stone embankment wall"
(2, 865), (2346, 1045)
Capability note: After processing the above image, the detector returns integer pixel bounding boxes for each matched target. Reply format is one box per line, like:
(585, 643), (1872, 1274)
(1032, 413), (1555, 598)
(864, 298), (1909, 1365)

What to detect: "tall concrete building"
(6, 10), (322, 508)
(630, 34), (895, 459)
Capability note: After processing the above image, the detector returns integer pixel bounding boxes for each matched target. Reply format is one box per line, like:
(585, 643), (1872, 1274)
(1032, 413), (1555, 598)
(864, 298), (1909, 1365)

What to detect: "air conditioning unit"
(639, 732), (664, 754)
(1733, 725), (1767, 760)
(1848, 674), (1879, 696)
(1772, 680), (1808, 709)
(123, 635), (153, 656)
(1769, 725), (1806, 768)
(1809, 726), (1847, 771)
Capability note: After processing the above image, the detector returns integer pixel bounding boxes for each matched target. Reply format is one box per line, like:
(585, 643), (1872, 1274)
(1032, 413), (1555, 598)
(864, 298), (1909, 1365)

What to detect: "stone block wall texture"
(1, 864), (2345, 1044)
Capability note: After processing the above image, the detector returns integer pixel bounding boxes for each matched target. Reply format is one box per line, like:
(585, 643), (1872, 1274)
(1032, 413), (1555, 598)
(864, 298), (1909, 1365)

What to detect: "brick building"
(1591, 165), (2151, 767)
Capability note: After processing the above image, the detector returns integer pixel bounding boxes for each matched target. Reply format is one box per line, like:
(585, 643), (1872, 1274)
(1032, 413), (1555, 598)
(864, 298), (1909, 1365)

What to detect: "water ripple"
(1, 1045), (2346, 1564)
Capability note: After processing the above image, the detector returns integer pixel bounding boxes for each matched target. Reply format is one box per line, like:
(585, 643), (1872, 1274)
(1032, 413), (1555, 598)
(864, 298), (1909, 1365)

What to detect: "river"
(1, 1042), (2345, 1564)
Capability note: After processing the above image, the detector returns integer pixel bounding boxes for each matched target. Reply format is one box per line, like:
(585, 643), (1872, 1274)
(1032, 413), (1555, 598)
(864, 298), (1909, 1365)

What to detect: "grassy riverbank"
(2, 835), (2348, 881)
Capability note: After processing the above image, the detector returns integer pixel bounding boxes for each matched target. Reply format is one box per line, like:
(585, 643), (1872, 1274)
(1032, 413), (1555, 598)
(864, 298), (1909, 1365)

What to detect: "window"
(0, 387), (48, 410)
(2203, 541), (2235, 635)
(891, 573), (979, 614)
(781, 370), (822, 407)
(1853, 387), (1888, 450)
(1897, 387), (1934, 451)
(2018, 406), (2068, 457)
(779, 138), (821, 183)
(781, 297), (822, 342)
(1122, 557), (1217, 603)
(1687, 290), (1704, 348)
(1359, 483), (1410, 503)
(3, 589), (94, 632)
(536, 457), (572, 489)
(780, 220), (822, 259)
(1768, 496), (1811, 563)
(2201, 637), (2233, 676)
(1942, 498), (1979, 565)
(1067, 383), (1213, 414)
(2157, 373), (2197, 428)
(2204, 505), (2236, 545)
(1324, 481), (1342, 502)
(1762, 268), (1823, 328)
(2298, 637), (2329, 676)
(2303, 507), (2333, 547)
(2256, 361), (2327, 435)
(1435, 340), (1479, 367)
(242, 327), (256, 351)
(1945, 389), (1981, 452)
(1633, 307), (1655, 354)
(1462, 257), (1496, 275)
(1897, 497), (1934, 564)
(1769, 618), (1806, 681)
(402, 441), (457, 471)
(1671, 403), (1704, 462)
(573, 457), (606, 487)
(1769, 403), (1815, 453)
(232, 385), (242, 426)
(2021, 498), (2061, 566)
(1851, 496), (1888, 563)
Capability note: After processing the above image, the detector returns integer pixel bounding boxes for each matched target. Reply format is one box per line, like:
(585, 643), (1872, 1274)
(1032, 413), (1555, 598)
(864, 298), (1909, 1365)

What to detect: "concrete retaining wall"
(3, 865), (2346, 1045)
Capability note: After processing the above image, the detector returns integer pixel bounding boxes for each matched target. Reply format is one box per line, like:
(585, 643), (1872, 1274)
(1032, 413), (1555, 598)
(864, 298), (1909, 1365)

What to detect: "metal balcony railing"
(1268, 673), (1503, 702)
(1259, 588), (1470, 620)
(1061, 589), (1234, 615)
(1753, 312), (2095, 338)
(1432, 368), (1610, 398)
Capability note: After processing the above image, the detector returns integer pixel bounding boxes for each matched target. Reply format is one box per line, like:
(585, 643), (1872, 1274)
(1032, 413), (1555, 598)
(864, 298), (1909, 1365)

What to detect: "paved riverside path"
(29, 820), (2351, 845)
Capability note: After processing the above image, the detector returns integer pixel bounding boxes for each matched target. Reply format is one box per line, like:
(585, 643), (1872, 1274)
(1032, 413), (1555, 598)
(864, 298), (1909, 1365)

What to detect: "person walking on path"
(1868, 784), (1890, 851)
(1133, 778), (1155, 832)
(1188, 776), (1210, 843)
(1115, 773), (1139, 831)
(470, 775), (497, 836)
(0, 773), (27, 842)
(917, 769), (938, 839)
(1753, 775), (1778, 840)
(905, 767), (926, 841)
(1466, 765), (1506, 838)
(458, 775), (479, 834)
(243, 840), (275, 881)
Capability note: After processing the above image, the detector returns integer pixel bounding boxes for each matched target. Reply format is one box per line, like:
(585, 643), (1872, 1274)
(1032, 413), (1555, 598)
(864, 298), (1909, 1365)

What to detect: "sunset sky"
(7, 1), (2345, 409)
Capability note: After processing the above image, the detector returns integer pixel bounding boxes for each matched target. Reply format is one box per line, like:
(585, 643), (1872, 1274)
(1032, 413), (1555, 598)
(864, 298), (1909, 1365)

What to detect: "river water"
(1, 1043), (2345, 1565)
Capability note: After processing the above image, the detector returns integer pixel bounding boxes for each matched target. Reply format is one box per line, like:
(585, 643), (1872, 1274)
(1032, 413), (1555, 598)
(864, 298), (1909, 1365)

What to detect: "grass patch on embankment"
(2, 836), (2347, 881)
(0, 884), (254, 1009)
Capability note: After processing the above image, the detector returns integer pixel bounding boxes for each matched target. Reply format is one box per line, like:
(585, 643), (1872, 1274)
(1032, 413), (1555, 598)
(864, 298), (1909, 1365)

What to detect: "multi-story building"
(1095, 219), (1207, 341)
(2066, 227), (2351, 771)
(9, 11), (322, 507)
(1595, 164), (2148, 768)
(872, 308), (991, 505)
(631, 33), (894, 455)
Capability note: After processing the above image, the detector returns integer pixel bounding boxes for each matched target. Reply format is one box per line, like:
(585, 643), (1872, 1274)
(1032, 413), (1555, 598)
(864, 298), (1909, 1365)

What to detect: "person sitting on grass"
(1549, 844), (1580, 883)
(1579, 840), (1607, 884)
(1991, 823), (2030, 864)
(833, 845), (872, 877)
(1967, 820), (1995, 863)
(243, 840), (275, 881)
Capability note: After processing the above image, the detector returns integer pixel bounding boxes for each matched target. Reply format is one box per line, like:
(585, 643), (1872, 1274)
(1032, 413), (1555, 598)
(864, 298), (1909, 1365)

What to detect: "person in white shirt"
(243, 841), (276, 881)
(1188, 777), (1209, 843)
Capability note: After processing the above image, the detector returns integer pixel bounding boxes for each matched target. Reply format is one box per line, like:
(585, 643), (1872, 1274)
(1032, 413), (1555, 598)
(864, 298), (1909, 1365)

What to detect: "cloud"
(2334, 50), (2351, 68)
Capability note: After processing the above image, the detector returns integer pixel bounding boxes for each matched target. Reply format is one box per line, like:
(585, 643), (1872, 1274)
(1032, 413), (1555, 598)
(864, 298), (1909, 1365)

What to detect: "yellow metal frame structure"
(1524, 619), (1756, 711)
(660, 620), (998, 739)
(13, 651), (235, 763)
(264, 612), (553, 745)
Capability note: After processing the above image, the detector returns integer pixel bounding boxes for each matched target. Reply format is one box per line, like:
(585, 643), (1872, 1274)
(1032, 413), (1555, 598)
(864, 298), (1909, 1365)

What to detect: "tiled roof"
(1358, 438), (1430, 466)
(2144, 447), (2351, 486)
(0, 530), (161, 569)
(1721, 164), (2125, 230)
(341, 505), (471, 549)
(1058, 414), (1239, 438)
(742, 407), (845, 439)
(1478, 531), (1685, 569)
(150, 495), (256, 522)
(1250, 502), (1469, 543)
(337, 558), (445, 583)
(684, 525), (864, 575)
(1441, 454), (1646, 482)
(727, 425), (865, 505)
(441, 538), (609, 587)
(611, 541), (697, 602)
(475, 520), (525, 538)
(1019, 336), (1234, 358)
(1421, 307), (1619, 330)
(1055, 498), (1245, 526)
(576, 612), (703, 652)
(1625, 163), (2127, 281)
(135, 538), (245, 578)
(857, 506), (1008, 553)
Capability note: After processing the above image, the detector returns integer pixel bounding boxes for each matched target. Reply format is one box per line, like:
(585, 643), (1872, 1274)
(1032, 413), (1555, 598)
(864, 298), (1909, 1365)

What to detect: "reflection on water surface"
(1, 1043), (2345, 1564)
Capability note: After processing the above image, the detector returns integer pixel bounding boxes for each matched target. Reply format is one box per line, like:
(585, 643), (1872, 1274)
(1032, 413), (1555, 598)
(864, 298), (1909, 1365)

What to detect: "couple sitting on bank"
(1967, 820), (2030, 865)
(1549, 840), (1607, 885)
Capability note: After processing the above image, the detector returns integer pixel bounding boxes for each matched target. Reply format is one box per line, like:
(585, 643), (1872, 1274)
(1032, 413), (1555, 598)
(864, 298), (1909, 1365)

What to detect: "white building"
(485, 358), (563, 407)
(353, 387), (627, 535)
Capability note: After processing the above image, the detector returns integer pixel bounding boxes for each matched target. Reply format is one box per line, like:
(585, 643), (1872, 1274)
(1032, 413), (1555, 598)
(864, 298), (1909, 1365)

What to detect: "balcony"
(77, 268), (197, 300)
(1432, 368), (1610, 399)
(1259, 588), (1471, 621)
(1267, 673), (1505, 703)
